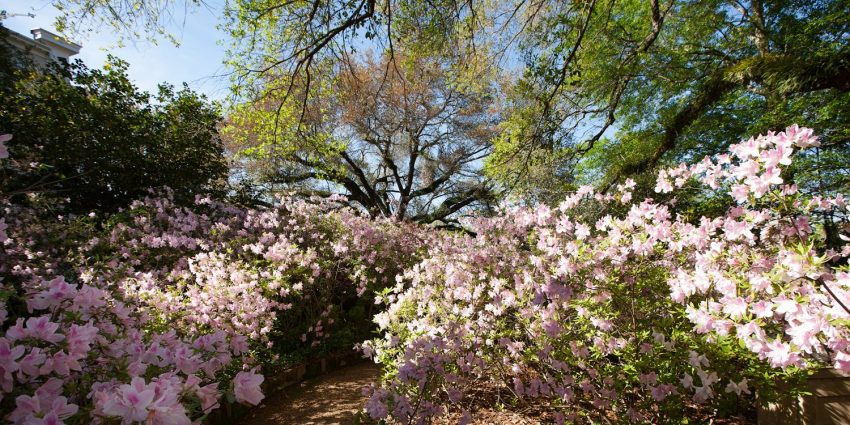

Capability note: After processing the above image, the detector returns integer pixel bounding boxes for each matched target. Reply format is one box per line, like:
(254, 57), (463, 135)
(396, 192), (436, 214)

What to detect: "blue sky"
(2, 0), (230, 100)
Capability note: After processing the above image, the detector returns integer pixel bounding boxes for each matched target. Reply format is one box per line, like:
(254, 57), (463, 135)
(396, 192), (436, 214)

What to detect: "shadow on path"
(238, 362), (381, 425)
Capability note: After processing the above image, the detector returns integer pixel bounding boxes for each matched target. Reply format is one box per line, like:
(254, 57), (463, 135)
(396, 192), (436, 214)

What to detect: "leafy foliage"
(0, 38), (228, 212)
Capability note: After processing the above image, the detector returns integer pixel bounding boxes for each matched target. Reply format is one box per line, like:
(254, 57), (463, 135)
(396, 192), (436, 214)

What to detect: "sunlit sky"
(2, 0), (231, 100)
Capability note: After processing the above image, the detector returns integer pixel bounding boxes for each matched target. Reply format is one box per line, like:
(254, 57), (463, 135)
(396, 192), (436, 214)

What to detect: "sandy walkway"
(237, 362), (381, 425)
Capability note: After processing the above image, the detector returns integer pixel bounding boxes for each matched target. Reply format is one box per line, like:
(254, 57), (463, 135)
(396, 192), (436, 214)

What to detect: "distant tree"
(224, 53), (500, 223)
(0, 35), (228, 211)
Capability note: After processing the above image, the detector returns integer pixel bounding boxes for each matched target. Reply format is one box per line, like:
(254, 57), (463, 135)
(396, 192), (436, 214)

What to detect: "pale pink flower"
(725, 378), (750, 395)
(786, 125), (820, 148)
(764, 340), (799, 368)
(721, 297), (748, 319)
(197, 383), (220, 413)
(0, 337), (25, 392)
(19, 348), (47, 376)
(750, 300), (774, 318)
(145, 386), (190, 425)
(650, 384), (675, 401)
(8, 381), (78, 425)
(693, 385), (714, 403)
(680, 374), (694, 389)
(233, 371), (264, 405)
(730, 184), (750, 203)
(101, 377), (156, 422)
(28, 277), (78, 311)
(13, 316), (65, 343)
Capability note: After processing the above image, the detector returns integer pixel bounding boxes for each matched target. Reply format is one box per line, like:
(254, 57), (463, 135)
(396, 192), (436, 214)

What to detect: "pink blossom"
(0, 337), (25, 392)
(764, 340), (799, 368)
(721, 297), (748, 319)
(725, 378), (750, 395)
(575, 223), (591, 240)
(730, 184), (749, 203)
(8, 380), (78, 425)
(233, 371), (264, 405)
(28, 277), (78, 312)
(650, 384), (675, 401)
(11, 317), (65, 344)
(101, 377), (157, 422)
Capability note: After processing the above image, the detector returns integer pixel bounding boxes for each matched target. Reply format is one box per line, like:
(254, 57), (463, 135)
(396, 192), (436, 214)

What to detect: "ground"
(235, 362), (544, 425)
(238, 362), (381, 425)
(235, 361), (753, 424)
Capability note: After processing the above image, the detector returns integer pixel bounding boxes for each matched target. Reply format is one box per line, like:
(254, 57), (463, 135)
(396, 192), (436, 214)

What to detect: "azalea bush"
(0, 167), (426, 424)
(1, 126), (848, 425)
(362, 126), (850, 423)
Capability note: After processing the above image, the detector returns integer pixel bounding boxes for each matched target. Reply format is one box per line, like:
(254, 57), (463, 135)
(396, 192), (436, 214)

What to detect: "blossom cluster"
(362, 126), (850, 423)
(0, 186), (426, 423)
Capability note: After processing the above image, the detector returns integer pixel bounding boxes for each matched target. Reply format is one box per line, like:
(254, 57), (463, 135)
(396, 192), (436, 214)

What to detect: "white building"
(3, 26), (81, 67)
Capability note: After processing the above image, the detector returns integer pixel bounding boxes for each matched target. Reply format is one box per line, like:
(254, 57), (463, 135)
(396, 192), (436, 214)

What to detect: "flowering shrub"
(0, 186), (426, 423)
(362, 126), (850, 423)
(1, 126), (848, 424)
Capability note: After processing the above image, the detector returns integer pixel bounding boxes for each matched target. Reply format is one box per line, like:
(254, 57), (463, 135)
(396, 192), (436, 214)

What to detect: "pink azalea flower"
(785, 125), (819, 148)
(65, 322), (99, 357)
(197, 383), (220, 413)
(764, 340), (799, 368)
(19, 348), (47, 377)
(680, 374), (694, 389)
(233, 371), (264, 405)
(693, 385), (714, 403)
(574, 223), (591, 240)
(17, 316), (65, 344)
(28, 277), (78, 312)
(0, 337), (25, 392)
(721, 297), (748, 319)
(145, 387), (190, 425)
(650, 384), (675, 401)
(834, 351), (850, 372)
(725, 378), (750, 395)
(8, 381), (78, 425)
(101, 377), (157, 422)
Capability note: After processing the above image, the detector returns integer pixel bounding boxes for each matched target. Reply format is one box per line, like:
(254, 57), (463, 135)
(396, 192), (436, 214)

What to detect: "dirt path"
(238, 361), (381, 425)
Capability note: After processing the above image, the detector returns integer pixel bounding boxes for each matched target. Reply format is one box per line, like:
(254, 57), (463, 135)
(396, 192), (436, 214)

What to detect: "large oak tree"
(224, 53), (500, 223)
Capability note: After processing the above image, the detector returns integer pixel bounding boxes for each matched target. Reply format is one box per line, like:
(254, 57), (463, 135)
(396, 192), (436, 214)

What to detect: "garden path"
(236, 361), (541, 424)
(237, 361), (381, 425)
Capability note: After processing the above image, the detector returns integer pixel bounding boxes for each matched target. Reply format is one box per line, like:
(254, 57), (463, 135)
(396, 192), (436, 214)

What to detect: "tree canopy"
(42, 0), (850, 206)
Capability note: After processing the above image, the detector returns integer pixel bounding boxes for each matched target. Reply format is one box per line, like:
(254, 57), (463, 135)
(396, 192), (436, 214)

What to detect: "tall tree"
(224, 53), (500, 223)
